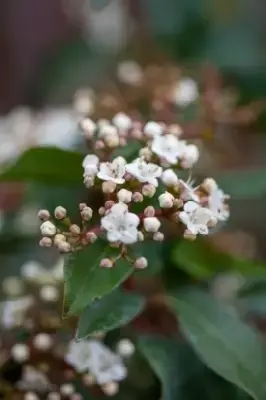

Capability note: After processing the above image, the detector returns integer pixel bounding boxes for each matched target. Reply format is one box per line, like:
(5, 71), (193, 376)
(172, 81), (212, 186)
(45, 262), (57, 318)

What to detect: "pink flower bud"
(144, 206), (155, 217)
(80, 118), (96, 139)
(54, 206), (67, 220)
(81, 207), (93, 221)
(142, 184), (156, 198)
(39, 237), (53, 248)
(134, 257), (148, 269)
(100, 258), (113, 268)
(40, 221), (56, 236)
(102, 181), (116, 194)
(117, 189), (132, 203)
(69, 224), (81, 236)
(37, 209), (50, 221)
(153, 232), (164, 241)
(132, 192), (143, 203)
(54, 234), (66, 245)
(85, 232), (97, 244)
(95, 140), (105, 150)
(79, 203), (87, 211)
(57, 241), (71, 253)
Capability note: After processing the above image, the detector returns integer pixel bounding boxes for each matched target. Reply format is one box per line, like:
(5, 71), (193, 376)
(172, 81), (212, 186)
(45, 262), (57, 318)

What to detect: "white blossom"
(126, 157), (162, 187)
(208, 187), (230, 221)
(82, 154), (99, 176)
(179, 201), (214, 235)
(161, 169), (179, 186)
(151, 134), (185, 165)
(97, 157), (126, 184)
(112, 112), (132, 131)
(101, 203), (140, 244)
(144, 121), (163, 138)
(65, 340), (127, 384)
(181, 144), (200, 168)
(173, 77), (199, 107)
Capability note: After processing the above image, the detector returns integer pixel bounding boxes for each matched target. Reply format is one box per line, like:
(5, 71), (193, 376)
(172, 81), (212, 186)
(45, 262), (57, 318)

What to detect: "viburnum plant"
(37, 113), (229, 313)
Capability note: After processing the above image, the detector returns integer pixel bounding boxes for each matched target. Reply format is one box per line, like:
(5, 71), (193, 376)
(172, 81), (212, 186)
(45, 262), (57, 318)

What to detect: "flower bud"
(116, 338), (135, 357)
(95, 140), (105, 150)
(25, 393), (39, 400)
(101, 382), (119, 397)
(161, 169), (179, 186)
(144, 121), (162, 137)
(142, 184), (156, 198)
(183, 229), (196, 241)
(11, 343), (29, 362)
(137, 231), (144, 241)
(139, 147), (152, 160)
(60, 384), (75, 396)
(105, 200), (115, 209)
(84, 176), (95, 188)
(158, 192), (174, 208)
(54, 234), (66, 246)
(57, 241), (71, 253)
(54, 206), (67, 220)
(132, 192), (143, 203)
(112, 112), (132, 131)
(40, 221), (56, 236)
(79, 203), (87, 211)
(39, 237), (53, 247)
(69, 224), (81, 236)
(83, 374), (95, 387)
(98, 207), (106, 216)
(100, 258), (113, 268)
(81, 207), (93, 221)
(134, 257), (148, 269)
(144, 206), (155, 217)
(153, 232), (164, 241)
(40, 285), (59, 302)
(143, 217), (161, 233)
(38, 209), (50, 221)
(117, 189), (132, 203)
(33, 333), (53, 351)
(85, 232), (97, 243)
(168, 124), (183, 136)
(104, 133), (120, 148)
(80, 118), (96, 139)
(102, 181), (116, 194)
(202, 178), (218, 193)
(119, 137), (127, 147)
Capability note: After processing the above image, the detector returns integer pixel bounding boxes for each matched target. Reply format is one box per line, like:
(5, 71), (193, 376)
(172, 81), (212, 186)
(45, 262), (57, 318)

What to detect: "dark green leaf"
(76, 289), (145, 339)
(170, 289), (266, 400)
(172, 239), (266, 279)
(238, 279), (266, 317)
(215, 168), (266, 200)
(138, 335), (203, 400)
(64, 240), (133, 316)
(113, 141), (142, 161)
(0, 147), (83, 184)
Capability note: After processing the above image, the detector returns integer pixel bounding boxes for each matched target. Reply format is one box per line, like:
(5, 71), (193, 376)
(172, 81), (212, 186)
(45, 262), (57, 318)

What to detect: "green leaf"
(64, 240), (133, 316)
(113, 141), (142, 161)
(215, 168), (266, 199)
(0, 147), (83, 184)
(238, 279), (266, 317)
(172, 239), (266, 279)
(76, 289), (145, 339)
(170, 289), (266, 400)
(130, 241), (164, 277)
(138, 335), (203, 400)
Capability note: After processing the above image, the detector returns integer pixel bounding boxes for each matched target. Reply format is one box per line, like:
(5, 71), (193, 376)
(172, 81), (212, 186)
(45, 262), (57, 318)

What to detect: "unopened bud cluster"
(38, 114), (230, 268)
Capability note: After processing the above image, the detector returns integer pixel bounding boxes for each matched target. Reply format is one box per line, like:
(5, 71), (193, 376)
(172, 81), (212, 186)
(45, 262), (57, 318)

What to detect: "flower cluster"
(0, 259), (134, 398)
(38, 114), (229, 270)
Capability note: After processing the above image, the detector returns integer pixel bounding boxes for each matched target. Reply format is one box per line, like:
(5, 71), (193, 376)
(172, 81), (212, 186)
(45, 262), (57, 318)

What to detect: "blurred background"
(0, 0), (266, 398)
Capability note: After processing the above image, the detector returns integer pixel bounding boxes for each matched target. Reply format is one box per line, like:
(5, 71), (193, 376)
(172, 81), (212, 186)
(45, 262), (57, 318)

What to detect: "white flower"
(173, 77), (199, 107)
(40, 221), (56, 236)
(179, 201), (214, 235)
(85, 340), (127, 385)
(98, 124), (117, 139)
(66, 340), (127, 385)
(126, 157), (162, 187)
(181, 144), (200, 168)
(161, 169), (179, 186)
(144, 121), (163, 138)
(208, 187), (230, 221)
(0, 296), (33, 329)
(101, 203), (140, 244)
(97, 157), (126, 184)
(117, 61), (143, 86)
(158, 192), (174, 208)
(82, 154), (99, 176)
(143, 217), (161, 233)
(112, 112), (132, 131)
(17, 366), (52, 392)
(151, 134), (184, 165)
(179, 179), (200, 202)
